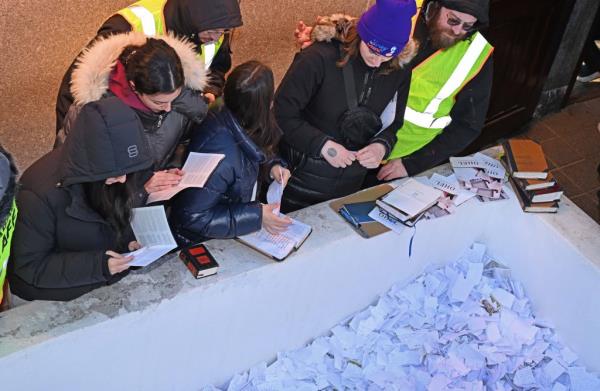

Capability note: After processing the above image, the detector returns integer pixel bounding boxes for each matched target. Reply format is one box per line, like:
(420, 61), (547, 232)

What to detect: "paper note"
(266, 179), (284, 206)
(147, 152), (224, 203)
(126, 206), (177, 267)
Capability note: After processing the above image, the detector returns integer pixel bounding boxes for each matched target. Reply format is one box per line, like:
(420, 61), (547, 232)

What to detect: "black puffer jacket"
(274, 40), (413, 212)
(55, 32), (208, 169)
(9, 97), (153, 301)
(170, 107), (269, 247)
(55, 0), (242, 132)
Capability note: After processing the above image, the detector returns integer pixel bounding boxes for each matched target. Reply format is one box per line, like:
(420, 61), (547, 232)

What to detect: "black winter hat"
(437, 0), (489, 27)
(59, 97), (153, 187)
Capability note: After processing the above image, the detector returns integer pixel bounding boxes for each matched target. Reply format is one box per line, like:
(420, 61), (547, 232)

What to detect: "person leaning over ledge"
(55, 0), (243, 132)
(275, 0), (418, 212)
(297, 0), (494, 183)
(170, 61), (292, 247)
(8, 98), (154, 301)
(56, 33), (208, 195)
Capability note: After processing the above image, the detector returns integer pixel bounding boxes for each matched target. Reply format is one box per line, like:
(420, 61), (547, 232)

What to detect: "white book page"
(146, 152), (224, 204)
(238, 217), (311, 259)
(180, 152), (225, 186)
(131, 206), (177, 247)
(125, 245), (175, 267)
(284, 218), (311, 245)
(382, 178), (442, 217)
(429, 173), (476, 206)
(368, 207), (405, 234)
(239, 230), (296, 260)
(127, 206), (177, 267)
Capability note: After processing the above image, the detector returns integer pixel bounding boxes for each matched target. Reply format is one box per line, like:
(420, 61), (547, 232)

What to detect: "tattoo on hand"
(327, 148), (337, 157)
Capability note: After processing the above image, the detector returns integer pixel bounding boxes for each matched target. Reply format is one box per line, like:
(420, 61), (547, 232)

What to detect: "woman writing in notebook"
(170, 61), (292, 247)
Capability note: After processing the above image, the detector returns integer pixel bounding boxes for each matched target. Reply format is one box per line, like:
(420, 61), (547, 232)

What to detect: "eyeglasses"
(445, 11), (476, 32)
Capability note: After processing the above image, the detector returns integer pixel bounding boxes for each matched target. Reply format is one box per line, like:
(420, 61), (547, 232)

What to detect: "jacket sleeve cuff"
(400, 157), (419, 177)
(101, 252), (111, 280)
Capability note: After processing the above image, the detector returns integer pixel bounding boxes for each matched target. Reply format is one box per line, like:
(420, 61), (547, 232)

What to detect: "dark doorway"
(467, 0), (576, 151)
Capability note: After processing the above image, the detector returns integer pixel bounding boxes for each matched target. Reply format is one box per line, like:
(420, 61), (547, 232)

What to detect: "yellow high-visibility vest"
(0, 201), (17, 303)
(117, 0), (224, 69)
(388, 32), (493, 159)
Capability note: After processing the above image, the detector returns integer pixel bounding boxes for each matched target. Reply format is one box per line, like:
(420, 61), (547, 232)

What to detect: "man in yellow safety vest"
(55, 0), (242, 132)
(297, 0), (493, 183)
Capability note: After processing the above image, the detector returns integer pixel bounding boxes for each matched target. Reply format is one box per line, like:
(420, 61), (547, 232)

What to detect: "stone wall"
(0, 0), (371, 172)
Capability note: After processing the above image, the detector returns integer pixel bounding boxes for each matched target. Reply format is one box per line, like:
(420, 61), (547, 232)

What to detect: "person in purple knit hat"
(275, 0), (419, 212)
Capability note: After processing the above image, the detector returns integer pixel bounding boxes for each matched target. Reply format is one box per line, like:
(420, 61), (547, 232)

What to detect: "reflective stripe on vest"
(388, 32), (493, 160)
(117, 0), (167, 36)
(0, 201), (17, 303)
(199, 35), (224, 70)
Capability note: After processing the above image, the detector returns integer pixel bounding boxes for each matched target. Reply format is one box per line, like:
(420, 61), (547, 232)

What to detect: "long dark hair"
(119, 38), (184, 94)
(224, 61), (281, 158)
(83, 177), (136, 247)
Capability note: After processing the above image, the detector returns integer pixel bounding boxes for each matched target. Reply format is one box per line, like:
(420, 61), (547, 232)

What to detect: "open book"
(146, 152), (225, 204)
(237, 217), (312, 261)
(377, 178), (443, 221)
(124, 205), (178, 267)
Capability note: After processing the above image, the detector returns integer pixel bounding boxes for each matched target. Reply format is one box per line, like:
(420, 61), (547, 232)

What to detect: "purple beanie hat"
(357, 0), (417, 58)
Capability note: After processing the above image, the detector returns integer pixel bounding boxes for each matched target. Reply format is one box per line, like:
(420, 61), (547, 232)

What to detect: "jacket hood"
(59, 97), (153, 187)
(71, 32), (207, 106)
(0, 145), (18, 228)
(164, 0), (243, 39)
(310, 14), (418, 68)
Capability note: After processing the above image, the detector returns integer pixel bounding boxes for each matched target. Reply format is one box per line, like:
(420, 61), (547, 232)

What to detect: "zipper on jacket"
(156, 114), (164, 129)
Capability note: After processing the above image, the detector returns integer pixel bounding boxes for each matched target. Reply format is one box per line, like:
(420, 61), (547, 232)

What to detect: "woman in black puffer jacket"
(170, 61), (291, 247)
(274, 1), (417, 212)
(56, 32), (209, 195)
(9, 98), (154, 301)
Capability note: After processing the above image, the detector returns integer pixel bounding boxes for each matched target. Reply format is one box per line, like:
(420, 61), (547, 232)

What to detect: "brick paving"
(524, 96), (600, 224)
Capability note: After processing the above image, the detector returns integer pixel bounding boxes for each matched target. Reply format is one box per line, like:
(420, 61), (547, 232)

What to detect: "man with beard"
(296, 0), (493, 181)
(55, 0), (243, 133)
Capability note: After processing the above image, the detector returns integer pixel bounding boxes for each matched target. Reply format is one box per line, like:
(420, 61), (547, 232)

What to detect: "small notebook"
(329, 184), (395, 238)
(237, 217), (312, 261)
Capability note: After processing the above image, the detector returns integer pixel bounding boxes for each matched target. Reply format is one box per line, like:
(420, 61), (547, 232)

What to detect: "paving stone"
(551, 168), (585, 198)
(526, 121), (557, 143)
(539, 137), (585, 168)
(559, 158), (600, 193)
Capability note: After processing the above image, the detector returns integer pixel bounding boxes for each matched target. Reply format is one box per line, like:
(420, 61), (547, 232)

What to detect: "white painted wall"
(1, 193), (599, 390)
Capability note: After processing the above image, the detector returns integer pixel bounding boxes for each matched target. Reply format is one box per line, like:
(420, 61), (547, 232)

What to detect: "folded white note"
(125, 206), (177, 267)
(147, 152), (225, 203)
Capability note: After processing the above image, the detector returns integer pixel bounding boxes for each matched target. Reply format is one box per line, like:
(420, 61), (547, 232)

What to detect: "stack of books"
(502, 139), (563, 213)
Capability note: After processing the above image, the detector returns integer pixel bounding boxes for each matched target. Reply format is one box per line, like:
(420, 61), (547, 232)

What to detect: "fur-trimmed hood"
(71, 32), (207, 106)
(310, 14), (419, 68)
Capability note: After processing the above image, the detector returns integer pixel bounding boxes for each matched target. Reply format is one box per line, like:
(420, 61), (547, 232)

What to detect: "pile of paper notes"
(450, 152), (509, 202)
(203, 244), (600, 390)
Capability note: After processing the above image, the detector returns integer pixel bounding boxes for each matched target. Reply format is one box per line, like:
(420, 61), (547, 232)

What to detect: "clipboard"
(329, 184), (395, 238)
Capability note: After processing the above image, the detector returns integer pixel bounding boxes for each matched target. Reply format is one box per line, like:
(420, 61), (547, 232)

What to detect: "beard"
(426, 14), (466, 49)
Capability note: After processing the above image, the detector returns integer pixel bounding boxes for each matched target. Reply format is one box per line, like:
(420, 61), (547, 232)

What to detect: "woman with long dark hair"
(56, 33), (209, 195)
(170, 61), (292, 246)
(274, 0), (418, 212)
(9, 98), (154, 301)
